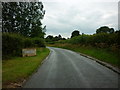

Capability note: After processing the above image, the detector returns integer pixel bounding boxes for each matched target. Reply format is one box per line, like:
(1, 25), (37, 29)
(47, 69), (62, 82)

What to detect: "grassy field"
(48, 43), (120, 68)
(2, 48), (50, 88)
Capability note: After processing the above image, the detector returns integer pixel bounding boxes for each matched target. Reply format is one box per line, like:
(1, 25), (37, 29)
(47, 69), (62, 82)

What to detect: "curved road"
(23, 47), (119, 88)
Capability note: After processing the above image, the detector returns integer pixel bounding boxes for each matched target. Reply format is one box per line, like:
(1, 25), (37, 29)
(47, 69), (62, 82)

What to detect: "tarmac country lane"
(23, 47), (119, 88)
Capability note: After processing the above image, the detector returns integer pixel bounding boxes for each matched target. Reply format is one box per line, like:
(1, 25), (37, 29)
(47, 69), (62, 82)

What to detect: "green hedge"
(32, 37), (46, 47)
(58, 33), (119, 49)
(2, 33), (24, 59)
(2, 33), (46, 59)
(23, 38), (34, 48)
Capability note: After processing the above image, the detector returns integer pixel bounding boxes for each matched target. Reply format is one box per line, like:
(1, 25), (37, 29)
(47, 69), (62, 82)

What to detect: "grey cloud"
(42, 1), (118, 38)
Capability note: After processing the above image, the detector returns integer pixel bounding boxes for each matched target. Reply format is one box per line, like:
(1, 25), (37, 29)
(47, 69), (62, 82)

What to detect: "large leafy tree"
(96, 26), (114, 34)
(2, 2), (45, 38)
(71, 30), (80, 38)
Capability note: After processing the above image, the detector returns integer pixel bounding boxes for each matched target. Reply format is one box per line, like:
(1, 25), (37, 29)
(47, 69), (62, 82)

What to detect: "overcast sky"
(41, 0), (119, 38)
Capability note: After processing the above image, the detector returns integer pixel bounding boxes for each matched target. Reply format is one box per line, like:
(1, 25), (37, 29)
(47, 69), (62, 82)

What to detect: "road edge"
(77, 52), (120, 74)
(21, 47), (51, 88)
(41, 47), (52, 64)
(50, 46), (120, 75)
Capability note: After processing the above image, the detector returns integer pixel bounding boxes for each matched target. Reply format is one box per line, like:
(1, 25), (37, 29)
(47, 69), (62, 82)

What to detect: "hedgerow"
(2, 33), (46, 59)
(57, 33), (120, 50)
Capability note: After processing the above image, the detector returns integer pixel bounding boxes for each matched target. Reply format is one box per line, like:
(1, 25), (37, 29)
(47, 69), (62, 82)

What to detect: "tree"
(96, 26), (114, 34)
(2, 2), (45, 38)
(54, 36), (59, 41)
(45, 35), (53, 42)
(58, 34), (62, 39)
(46, 35), (53, 39)
(46, 34), (65, 42)
(71, 30), (80, 38)
(109, 28), (114, 33)
(115, 30), (120, 34)
(2, 2), (19, 33)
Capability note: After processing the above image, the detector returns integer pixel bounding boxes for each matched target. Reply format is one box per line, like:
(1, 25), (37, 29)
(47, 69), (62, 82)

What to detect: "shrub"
(59, 33), (119, 48)
(2, 33), (24, 59)
(23, 38), (34, 48)
(32, 37), (45, 47)
(2, 33), (46, 59)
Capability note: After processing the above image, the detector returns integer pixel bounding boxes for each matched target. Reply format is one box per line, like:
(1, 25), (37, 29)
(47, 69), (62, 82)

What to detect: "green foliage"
(32, 37), (45, 47)
(23, 38), (34, 48)
(96, 26), (114, 34)
(45, 34), (65, 43)
(45, 35), (54, 42)
(60, 32), (119, 50)
(71, 30), (80, 38)
(2, 33), (46, 59)
(115, 30), (120, 45)
(2, 2), (45, 38)
(2, 33), (24, 59)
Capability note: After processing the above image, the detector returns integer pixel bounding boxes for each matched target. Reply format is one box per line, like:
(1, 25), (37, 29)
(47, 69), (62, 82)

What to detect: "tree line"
(45, 34), (66, 44)
(49, 26), (120, 52)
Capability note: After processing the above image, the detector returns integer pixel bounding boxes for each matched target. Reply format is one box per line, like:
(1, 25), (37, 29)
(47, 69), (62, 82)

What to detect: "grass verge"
(2, 48), (50, 88)
(48, 43), (120, 68)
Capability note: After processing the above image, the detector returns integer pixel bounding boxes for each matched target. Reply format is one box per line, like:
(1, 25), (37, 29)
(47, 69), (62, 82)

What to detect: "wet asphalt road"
(23, 47), (119, 88)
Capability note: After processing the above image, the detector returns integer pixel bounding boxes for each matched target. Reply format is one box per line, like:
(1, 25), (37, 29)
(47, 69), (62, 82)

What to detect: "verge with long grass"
(48, 43), (119, 68)
(2, 48), (50, 88)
